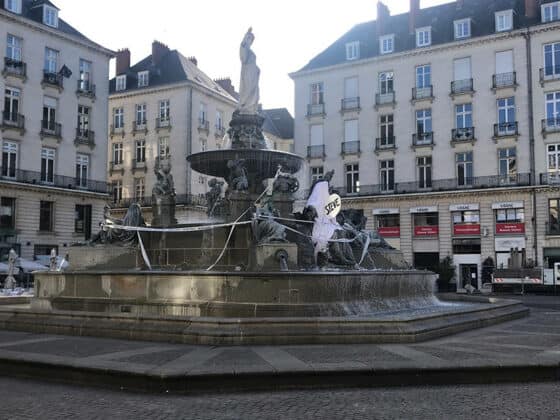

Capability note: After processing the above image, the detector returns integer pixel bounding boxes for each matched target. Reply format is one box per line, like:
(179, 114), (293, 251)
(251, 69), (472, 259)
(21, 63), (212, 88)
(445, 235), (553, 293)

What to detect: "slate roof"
(295, 0), (542, 74)
(1, 0), (96, 45)
(109, 49), (237, 102)
(262, 108), (294, 139)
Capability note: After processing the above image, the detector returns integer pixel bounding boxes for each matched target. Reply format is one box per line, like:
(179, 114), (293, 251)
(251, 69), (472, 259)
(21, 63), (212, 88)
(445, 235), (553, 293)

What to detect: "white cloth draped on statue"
(306, 181), (341, 255)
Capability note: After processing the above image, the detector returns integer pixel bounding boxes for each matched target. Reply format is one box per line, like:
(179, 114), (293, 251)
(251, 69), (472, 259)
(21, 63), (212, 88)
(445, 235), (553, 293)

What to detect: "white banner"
(373, 208), (399, 215)
(410, 205), (438, 214)
(492, 201), (524, 210)
(449, 203), (479, 212)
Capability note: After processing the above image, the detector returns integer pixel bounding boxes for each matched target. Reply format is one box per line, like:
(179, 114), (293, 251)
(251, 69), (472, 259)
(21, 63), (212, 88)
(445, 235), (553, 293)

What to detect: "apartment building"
(291, 0), (560, 290)
(0, 0), (113, 259)
(108, 42), (237, 221)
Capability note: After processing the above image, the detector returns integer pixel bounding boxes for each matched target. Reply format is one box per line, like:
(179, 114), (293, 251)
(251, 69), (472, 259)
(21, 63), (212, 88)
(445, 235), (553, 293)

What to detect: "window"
(452, 210), (480, 224)
(344, 77), (358, 99)
(546, 91), (560, 127)
(413, 213), (439, 229)
(159, 100), (170, 123)
(456, 151), (473, 186)
(77, 105), (90, 136)
(415, 65), (431, 89)
(311, 166), (323, 183)
(135, 140), (146, 163)
(454, 18), (471, 39)
(6, 34), (22, 61)
(112, 180), (123, 203)
(75, 154), (89, 188)
(43, 5), (58, 27)
(455, 103), (473, 128)
(134, 178), (145, 200)
(78, 59), (92, 91)
(113, 107), (124, 129)
(549, 199), (560, 234)
(4, 0), (22, 13)
(498, 148), (517, 183)
(199, 103), (207, 123)
(40, 148), (55, 184)
(544, 42), (560, 77)
(416, 27), (431, 47)
(39, 201), (54, 232)
(4, 87), (20, 121)
(112, 143), (123, 165)
(417, 156), (432, 189)
(495, 208), (524, 223)
(346, 41), (360, 60)
(495, 10), (513, 32)
(453, 57), (471, 82)
(135, 104), (147, 126)
(380, 160), (394, 192)
(344, 119), (358, 142)
(158, 137), (169, 157)
(379, 34), (394, 54)
(377, 214), (400, 229)
(495, 50), (515, 87)
(378, 72), (394, 94)
(137, 71), (149, 87)
(44, 48), (58, 74)
(74, 205), (92, 239)
(416, 109), (432, 141)
(2, 141), (17, 178)
(42, 96), (57, 133)
(310, 124), (323, 146)
(379, 114), (394, 146)
(215, 110), (223, 130)
(548, 144), (560, 174)
(345, 163), (359, 194)
(200, 138), (207, 152)
(116, 75), (126, 91)
(0, 197), (15, 229)
(542, 2), (560, 23)
(497, 97), (516, 133)
(310, 82), (324, 105)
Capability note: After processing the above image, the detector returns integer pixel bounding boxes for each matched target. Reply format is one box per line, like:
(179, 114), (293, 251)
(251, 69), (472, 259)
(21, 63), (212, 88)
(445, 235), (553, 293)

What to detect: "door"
(461, 264), (479, 289)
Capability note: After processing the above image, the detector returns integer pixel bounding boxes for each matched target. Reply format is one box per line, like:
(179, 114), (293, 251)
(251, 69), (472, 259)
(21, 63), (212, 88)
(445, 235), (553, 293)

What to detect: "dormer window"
(116, 75), (126, 91)
(542, 2), (560, 23)
(495, 10), (513, 32)
(416, 27), (431, 47)
(454, 19), (471, 39)
(346, 41), (360, 61)
(43, 5), (59, 28)
(379, 34), (394, 55)
(4, 0), (22, 14)
(138, 71), (149, 87)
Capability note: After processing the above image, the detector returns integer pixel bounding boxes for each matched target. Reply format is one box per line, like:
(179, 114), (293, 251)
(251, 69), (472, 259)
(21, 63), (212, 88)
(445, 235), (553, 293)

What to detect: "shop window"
(549, 199), (560, 234)
(0, 197), (15, 229)
(413, 212), (439, 237)
(376, 213), (400, 237)
(452, 238), (481, 254)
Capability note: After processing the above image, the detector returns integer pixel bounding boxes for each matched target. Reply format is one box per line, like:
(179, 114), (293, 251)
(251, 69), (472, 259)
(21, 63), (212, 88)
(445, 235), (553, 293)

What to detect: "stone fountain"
(26, 29), (528, 345)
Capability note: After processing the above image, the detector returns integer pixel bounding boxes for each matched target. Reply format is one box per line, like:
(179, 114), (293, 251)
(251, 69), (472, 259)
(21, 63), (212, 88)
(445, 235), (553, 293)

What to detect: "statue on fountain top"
(238, 27), (260, 115)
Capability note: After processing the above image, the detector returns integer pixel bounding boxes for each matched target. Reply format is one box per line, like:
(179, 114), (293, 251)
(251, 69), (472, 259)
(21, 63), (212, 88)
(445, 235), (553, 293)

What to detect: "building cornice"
(0, 9), (115, 58)
(0, 179), (109, 199)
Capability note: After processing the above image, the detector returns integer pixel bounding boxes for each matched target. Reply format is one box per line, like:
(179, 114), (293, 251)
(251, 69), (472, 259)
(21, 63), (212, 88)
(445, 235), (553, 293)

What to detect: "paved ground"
(0, 377), (558, 419)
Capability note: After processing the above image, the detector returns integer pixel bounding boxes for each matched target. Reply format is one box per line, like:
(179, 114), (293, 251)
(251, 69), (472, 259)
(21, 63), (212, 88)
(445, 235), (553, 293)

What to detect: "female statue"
(238, 28), (260, 115)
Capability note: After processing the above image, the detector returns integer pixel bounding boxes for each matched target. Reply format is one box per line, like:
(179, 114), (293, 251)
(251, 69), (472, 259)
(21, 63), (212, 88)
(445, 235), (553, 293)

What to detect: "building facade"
(291, 0), (560, 290)
(0, 0), (113, 259)
(262, 108), (294, 153)
(107, 42), (237, 222)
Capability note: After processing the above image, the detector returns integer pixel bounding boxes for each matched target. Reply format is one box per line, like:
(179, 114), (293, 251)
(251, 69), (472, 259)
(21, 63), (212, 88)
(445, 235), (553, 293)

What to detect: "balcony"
(40, 120), (62, 140)
(132, 160), (148, 173)
(331, 173), (531, 198)
(375, 136), (396, 153)
(307, 103), (325, 117)
(450, 78), (474, 96)
(132, 120), (148, 135)
(1, 111), (25, 134)
(74, 128), (95, 148)
(541, 118), (560, 136)
(76, 80), (96, 98)
(198, 118), (210, 132)
(451, 127), (476, 145)
(307, 144), (325, 159)
(412, 132), (434, 148)
(540, 172), (560, 185)
(109, 161), (125, 176)
(341, 141), (360, 156)
(110, 124), (125, 138)
(492, 72), (517, 90)
(375, 92), (395, 108)
(493, 122), (519, 139)
(341, 97), (360, 112)
(0, 168), (109, 194)
(156, 117), (172, 132)
(41, 71), (63, 91)
(2, 57), (26, 80)
(411, 86), (434, 102)
(215, 125), (226, 138)
(546, 222), (560, 236)
(540, 67), (560, 85)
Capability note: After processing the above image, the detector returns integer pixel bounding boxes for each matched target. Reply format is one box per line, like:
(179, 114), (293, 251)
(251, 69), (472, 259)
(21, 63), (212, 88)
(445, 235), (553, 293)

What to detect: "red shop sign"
(454, 224), (480, 236)
(414, 225), (439, 237)
(378, 227), (400, 237)
(496, 223), (525, 234)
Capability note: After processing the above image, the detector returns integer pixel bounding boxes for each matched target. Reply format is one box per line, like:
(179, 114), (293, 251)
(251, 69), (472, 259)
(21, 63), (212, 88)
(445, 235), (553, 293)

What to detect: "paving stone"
(122, 348), (196, 365)
(282, 345), (408, 364)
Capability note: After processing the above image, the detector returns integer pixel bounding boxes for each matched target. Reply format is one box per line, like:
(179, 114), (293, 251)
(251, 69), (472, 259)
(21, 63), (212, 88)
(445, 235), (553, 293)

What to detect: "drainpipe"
(186, 86), (193, 196)
(524, 29), (538, 264)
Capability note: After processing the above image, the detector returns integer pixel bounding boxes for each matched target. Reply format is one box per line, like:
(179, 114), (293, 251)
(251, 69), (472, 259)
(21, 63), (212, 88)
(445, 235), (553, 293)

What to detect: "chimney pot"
(376, 1), (391, 35)
(116, 48), (130, 75)
(409, 0), (420, 34)
(187, 56), (198, 66)
(524, 0), (538, 18)
(152, 40), (170, 66)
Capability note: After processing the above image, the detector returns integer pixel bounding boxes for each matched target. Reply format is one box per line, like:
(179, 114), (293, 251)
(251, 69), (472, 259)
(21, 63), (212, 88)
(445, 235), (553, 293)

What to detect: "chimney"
(152, 40), (170, 66)
(376, 1), (390, 35)
(409, 0), (420, 34)
(456, 0), (464, 10)
(116, 48), (130, 75)
(187, 56), (198, 66)
(214, 77), (238, 98)
(525, 0), (538, 18)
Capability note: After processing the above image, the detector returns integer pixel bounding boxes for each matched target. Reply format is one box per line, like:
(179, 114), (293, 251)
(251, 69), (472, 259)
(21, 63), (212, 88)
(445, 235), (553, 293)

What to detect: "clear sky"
(54, 0), (451, 113)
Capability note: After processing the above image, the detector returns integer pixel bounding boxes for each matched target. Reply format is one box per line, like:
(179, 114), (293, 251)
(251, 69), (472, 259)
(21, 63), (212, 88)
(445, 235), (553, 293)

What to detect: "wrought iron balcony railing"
(198, 119), (209, 131)
(375, 91), (395, 106)
(307, 103), (325, 116)
(74, 128), (95, 146)
(156, 117), (171, 130)
(341, 140), (360, 155)
(3, 57), (26, 78)
(540, 172), (560, 185)
(307, 144), (325, 159)
(42, 71), (63, 88)
(215, 125), (226, 137)
(494, 122), (518, 137)
(40, 120), (61, 138)
(375, 136), (396, 151)
(451, 78), (473, 95)
(412, 86), (433, 100)
(76, 79), (96, 96)
(341, 97), (360, 111)
(540, 66), (560, 84)
(1, 110), (24, 131)
(412, 132), (434, 146)
(493, 72), (516, 89)
(451, 127), (475, 143)
(132, 120), (148, 133)
(542, 118), (560, 133)
(0, 168), (109, 194)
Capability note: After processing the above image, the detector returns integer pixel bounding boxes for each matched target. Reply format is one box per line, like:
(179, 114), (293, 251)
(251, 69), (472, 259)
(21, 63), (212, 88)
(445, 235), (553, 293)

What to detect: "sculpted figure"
(273, 166), (300, 193)
(227, 159), (249, 191)
(238, 28), (260, 115)
(152, 157), (177, 226)
(252, 198), (286, 244)
(90, 203), (146, 245)
(206, 178), (224, 216)
(4, 249), (17, 290)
